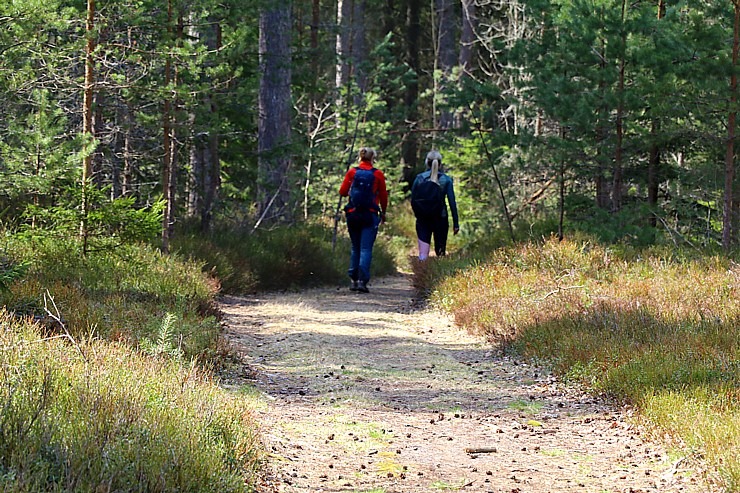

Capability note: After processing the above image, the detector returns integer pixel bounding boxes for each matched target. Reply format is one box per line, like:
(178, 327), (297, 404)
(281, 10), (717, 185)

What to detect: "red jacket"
(339, 159), (388, 214)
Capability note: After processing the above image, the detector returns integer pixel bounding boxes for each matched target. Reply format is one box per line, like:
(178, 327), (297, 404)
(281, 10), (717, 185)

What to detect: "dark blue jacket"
(412, 170), (459, 229)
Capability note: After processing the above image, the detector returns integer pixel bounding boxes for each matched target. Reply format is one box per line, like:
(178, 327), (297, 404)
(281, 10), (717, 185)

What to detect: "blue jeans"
(347, 212), (380, 282)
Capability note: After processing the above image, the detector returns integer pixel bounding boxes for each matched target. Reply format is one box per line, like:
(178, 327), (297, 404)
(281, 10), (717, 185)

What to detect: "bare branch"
(43, 290), (88, 363)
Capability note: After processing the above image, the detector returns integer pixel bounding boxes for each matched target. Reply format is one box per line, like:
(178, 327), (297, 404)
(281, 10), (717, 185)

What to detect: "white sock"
(418, 240), (430, 261)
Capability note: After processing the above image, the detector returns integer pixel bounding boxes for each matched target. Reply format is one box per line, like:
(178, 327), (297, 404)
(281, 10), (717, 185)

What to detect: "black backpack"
(411, 177), (444, 220)
(348, 167), (378, 213)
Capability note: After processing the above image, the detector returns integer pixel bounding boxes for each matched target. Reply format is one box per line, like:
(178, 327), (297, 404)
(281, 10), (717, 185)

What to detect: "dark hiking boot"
(350, 280), (359, 291)
(356, 280), (369, 293)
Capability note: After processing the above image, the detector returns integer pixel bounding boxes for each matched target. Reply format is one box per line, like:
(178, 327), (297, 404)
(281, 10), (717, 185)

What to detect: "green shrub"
(173, 223), (397, 293)
(21, 187), (163, 248)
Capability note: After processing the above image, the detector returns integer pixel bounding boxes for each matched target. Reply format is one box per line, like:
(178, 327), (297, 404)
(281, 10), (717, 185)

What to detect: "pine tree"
(256, 2), (293, 227)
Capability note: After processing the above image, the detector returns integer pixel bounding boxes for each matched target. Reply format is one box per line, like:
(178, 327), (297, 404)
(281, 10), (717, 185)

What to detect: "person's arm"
(375, 169), (389, 218)
(338, 168), (356, 196)
(445, 176), (460, 233)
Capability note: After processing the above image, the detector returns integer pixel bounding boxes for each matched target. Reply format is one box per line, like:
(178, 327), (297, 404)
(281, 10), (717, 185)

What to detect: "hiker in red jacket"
(339, 147), (388, 293)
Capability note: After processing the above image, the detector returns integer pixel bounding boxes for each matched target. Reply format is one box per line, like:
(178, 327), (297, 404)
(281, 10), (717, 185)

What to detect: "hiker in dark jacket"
(411, 150), (459, 260)
(339, 147), (388, 293)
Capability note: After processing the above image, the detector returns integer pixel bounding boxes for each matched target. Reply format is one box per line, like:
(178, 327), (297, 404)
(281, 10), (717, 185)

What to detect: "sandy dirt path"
(220, 275), (708, 493)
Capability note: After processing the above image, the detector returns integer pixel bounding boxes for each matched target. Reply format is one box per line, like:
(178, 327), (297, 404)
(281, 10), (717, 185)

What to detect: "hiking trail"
(219, 275), (709, 493)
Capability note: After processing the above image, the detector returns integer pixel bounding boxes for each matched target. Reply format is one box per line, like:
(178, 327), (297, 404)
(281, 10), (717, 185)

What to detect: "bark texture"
(435, 0), (457, 130)
(723, 1), (740, 248)
(258, 4), (293, 225)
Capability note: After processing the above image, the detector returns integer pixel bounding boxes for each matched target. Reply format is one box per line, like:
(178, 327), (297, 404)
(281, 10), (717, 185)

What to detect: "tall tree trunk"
(434, 0), (457, 132)
(402, 0), (421, 188)
(336, 0), (368, 103)
(336, 0), (352, 92)
(335, 0), (354, 150)
(505, 0), (526, 135)
(723, 1), (740, 248)
(161, 0), (175, 253)
(168, 13), (185, 238)
(112, 104), (122, 199)
(81, 0), (96, 253)
(595, 31), (611, 210)
(611, 0), (627, 212)
(203, 126), (220, 231)
(121, 26), (134, 199)
(382, 0), (398, 114)
(647, 123), (660, 223)
(647, 0), (666, 226)
(456, 0), (476, 128)
(188, 124), (203, 218)
(302, 0), (322, 221)
(384, 0), (396, 39)
(91, 24), (107, 191)
(122, 100), (134, 198)
(352, 0), (367, 93)
(194, 106), (220, 232)
(185, 11), (201, 222)
(311, 0), (320, 52)
(459, 0), (476, 76)
(257, 3), (293, 227)
(187, 15), (222, 232)
(558, 126), (566, 241)
(93, 89), (105, 188)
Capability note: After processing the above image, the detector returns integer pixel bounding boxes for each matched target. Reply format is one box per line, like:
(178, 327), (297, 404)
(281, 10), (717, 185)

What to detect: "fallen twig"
(465, 447), (497, 454)
(540, 285), (586, 301)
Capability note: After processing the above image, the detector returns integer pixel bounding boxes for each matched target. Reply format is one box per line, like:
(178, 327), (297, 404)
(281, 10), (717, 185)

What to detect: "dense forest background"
(3, 0), (740, 251)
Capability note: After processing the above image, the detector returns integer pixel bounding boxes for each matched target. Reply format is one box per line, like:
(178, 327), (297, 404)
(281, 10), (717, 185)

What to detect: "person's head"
(359, 147), (376, 163)
(425, 150), (442, 170)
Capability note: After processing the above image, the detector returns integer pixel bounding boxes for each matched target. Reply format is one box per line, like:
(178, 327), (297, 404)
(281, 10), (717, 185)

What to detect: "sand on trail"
(219, 275), (710, 493)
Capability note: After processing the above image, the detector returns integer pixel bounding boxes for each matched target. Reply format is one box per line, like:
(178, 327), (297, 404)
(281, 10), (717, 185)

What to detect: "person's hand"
(381, 212), (387, 224)
(453, 226), (459, 235)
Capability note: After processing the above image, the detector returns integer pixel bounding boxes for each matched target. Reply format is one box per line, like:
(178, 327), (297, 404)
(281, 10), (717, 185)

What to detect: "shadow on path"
(220, 275), (708, 493)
